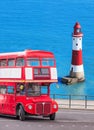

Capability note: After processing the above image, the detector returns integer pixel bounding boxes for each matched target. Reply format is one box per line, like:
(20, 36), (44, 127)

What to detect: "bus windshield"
(16, 83), (49, 96)
(27, 83), (49, 96)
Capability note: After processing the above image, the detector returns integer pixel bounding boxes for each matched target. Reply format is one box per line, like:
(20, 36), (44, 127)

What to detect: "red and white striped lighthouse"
(70, 22), (85, 80)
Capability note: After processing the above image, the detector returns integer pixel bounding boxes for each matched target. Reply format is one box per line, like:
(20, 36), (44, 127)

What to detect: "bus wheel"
(49, 113), (55, 120)
(18, 105), (25, 121)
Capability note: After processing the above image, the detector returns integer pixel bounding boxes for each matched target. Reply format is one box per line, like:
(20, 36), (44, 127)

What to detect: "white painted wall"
(71, 65), (84, 72)
(72, 37), (82, 50)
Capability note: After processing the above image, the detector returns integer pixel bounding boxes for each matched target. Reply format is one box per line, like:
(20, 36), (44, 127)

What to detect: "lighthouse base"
(62, 76), (85, 85)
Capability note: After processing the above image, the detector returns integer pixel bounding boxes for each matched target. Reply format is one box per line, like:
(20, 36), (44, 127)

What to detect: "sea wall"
(55, 99), (94, 110)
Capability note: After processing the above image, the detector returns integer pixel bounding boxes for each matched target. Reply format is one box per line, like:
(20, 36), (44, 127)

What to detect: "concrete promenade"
(55, 99), (94, 110)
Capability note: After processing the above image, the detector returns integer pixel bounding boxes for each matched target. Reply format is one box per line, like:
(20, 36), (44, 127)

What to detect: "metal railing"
(50, 94), (94, 109)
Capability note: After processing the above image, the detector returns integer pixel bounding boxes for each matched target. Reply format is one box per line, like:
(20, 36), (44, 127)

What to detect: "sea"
(0, 0), (94, 99)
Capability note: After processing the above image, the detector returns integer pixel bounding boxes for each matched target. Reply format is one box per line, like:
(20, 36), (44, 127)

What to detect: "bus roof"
(0, 50), (54, 59)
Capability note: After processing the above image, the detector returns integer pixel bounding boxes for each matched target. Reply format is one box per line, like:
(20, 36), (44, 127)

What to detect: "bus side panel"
(0, 94), (4, 113)
(4, 94), (16, 115)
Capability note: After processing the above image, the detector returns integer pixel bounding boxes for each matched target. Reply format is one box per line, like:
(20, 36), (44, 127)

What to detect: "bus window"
(0, 86), (6, 94)
(27, 58), (40, 66)
(41, 68), (49, 75)
(16, 83), (25, 95)
(27, 83), (41, 96)
(16, 58), (24, 66)
(42, 58), (54, 66)
(41, 86), (48, 94)
(34, 68), (49, 75)
(7, 86), (14, 94)
(8, 59), (15, 66)
(0, 59), (7, 66)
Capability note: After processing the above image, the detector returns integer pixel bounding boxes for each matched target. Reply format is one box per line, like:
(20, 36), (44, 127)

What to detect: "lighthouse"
(70, 22), (85, 80)
(62, 22), (85, 84)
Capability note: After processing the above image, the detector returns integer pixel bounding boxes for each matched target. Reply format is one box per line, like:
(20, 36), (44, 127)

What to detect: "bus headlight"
(53, 104), (57, 109)
(28, 105), (32, 110)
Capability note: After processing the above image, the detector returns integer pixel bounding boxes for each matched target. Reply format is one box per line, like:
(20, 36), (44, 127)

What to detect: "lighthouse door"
(70, 67), (73, 77)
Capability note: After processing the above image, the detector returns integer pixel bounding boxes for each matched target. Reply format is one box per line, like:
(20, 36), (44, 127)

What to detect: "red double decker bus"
(0, 49), (58, 121)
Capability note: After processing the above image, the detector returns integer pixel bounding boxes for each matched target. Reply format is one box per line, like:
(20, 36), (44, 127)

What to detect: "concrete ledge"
(62, 76), (85, 85)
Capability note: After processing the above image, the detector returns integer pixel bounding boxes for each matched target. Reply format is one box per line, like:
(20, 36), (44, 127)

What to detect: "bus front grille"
(36, 103), (51, 115)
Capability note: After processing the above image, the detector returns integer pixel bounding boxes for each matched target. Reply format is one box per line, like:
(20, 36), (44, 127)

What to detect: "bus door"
(4, 86), (16, 115)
